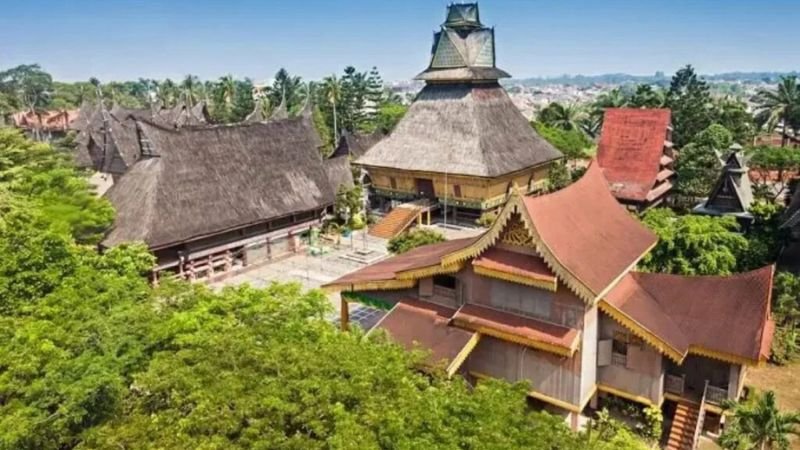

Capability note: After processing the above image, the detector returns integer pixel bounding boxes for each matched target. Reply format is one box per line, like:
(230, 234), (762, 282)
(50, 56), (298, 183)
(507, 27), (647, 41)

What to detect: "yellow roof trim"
(452, 318), (579, 357)
(324, 279), (416, 293)
(598, 299), (685, 364)
(396, 261), (464, 280)
(688, 345), (761, 368)
(446, 332), (481, 378)
(473, 264), (557, 292)
(597, 383), (658, 407)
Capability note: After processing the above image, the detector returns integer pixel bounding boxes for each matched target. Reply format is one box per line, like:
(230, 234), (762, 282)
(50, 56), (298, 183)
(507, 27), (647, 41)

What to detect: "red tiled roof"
(597, 108), (672, 202)
(452, 304), (580, 355)
(472, 247), (556, 284)
(325, 235), (480, 287)
(375, 299), (476, 367)
(523, 163), (658, 295)
(605, 266), (775, 363)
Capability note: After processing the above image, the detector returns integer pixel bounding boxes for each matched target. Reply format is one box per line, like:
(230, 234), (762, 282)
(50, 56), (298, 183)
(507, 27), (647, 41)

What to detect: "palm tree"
(323, 74), (342, 141)
(180, 75), (201, 107)
(158, 78), (178, 108)
(217, 75), (236, 108)
(537, 102), (586, 132)
(720, 390), (800, 450)
(755, 76), (800, 147)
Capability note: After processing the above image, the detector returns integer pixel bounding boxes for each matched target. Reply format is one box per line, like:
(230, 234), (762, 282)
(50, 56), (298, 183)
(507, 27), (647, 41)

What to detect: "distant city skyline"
(1, 0), (798, 83)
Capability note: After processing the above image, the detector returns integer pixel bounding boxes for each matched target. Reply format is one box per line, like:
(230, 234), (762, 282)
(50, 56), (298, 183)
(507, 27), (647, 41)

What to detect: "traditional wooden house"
(12, 109), (79, 140)
(693, 150), (754, 227)
(354, 3), (562, 220)
(324, 163), (774, 446)
(101, 106), (348, 281)
(596, 108), (675, 211)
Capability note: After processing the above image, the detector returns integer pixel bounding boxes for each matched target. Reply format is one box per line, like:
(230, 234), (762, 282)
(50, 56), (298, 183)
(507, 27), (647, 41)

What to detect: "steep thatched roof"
(355, 83), (562, 177)
(332, 131), (385, 159)
(694, 151), (754, 219)
(325, 155), (354, 192)
(103, 116), (336, 250)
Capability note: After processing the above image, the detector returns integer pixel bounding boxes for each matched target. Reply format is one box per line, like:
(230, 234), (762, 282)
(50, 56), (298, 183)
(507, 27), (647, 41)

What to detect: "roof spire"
(269, 87), (289, 121)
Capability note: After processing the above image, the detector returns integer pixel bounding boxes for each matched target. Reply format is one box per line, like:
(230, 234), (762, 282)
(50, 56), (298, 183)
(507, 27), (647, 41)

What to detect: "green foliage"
(748, 145), (800, 201)
(741, 201), (784, 271)
(770, 272), (800, 364)
(693, 123), (734, 149)
(371, 102), (408, 134)
(667, 64), (715, 148)
(755, 76), (800, 147)
(334, 184), (365, 229)
(536, 102), (587, 133)
(641, 404), (664, 442)
(720, 390), (800, 450)
(0, 128), (114, 243)
(387, 228), (446, 254)
(674, 123), (733, 197)
(640, 208), (748, 275)
(713, 96), (757, 145)
(476, 210), (499, 227)
(532, 121), (592, 160)
(545, 160), (572, 192)
(582, 409), (649, 450)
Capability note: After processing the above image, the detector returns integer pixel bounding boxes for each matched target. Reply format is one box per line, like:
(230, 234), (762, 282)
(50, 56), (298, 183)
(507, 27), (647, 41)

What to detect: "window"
(390, 177), (397, 189)
(433, 275), (457, 290)
(612, 331), (628, 366)
(453, 184), (462, 198)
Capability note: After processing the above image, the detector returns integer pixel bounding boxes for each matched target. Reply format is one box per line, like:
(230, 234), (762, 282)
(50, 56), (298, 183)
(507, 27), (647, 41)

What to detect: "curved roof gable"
(605, 266), (774, 364)
(522, 163), (658, 297)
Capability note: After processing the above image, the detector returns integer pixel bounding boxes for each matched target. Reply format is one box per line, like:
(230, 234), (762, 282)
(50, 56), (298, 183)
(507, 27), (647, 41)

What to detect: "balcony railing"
(705, 384), (728, 405)
(665, 373), (685, 396)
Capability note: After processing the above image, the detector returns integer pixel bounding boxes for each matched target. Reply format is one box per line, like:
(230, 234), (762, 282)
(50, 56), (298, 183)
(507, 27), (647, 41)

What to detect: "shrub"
(387, 228), (445, 254)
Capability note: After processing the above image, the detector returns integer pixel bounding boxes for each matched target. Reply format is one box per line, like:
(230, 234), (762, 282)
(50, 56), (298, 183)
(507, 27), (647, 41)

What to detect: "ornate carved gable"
(499, 213), (534, 247)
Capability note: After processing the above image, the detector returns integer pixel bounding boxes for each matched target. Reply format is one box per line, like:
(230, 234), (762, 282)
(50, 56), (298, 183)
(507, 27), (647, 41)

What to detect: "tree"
(720, 390), (800, 450)
(755, 76), (800, 147)
(748, 146), (800, 201)
(322, 74), (342, 141)
(0, 64), (54, 139)
(532, 122), (592, 162)
(371, 102), (407, 134)
(629, 84), (667, 108)
(537, 102), (587, 132)
(544, 161), (572, 192)
(674, 124), (733, 198)
(713, 96), (757, 145)
(180, 74), (201, 106)
(639, 208), (748, 275)
(387, 228), (446, 254)
(267, 68), (304, 114)
(667, 65), (714, 148)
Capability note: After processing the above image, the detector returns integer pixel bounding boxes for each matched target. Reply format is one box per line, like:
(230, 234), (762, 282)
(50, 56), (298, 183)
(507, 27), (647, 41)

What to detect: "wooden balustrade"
(665, 373), (685, 396)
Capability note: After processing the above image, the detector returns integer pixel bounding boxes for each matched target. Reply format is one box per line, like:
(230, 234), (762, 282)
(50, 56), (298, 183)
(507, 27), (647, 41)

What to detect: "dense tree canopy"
(639, 208), (748, 276)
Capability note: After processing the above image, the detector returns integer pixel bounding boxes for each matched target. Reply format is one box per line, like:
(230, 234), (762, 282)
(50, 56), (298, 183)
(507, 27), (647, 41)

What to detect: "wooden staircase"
(369, 206), (421, 239)
(666, 402), (700, 450)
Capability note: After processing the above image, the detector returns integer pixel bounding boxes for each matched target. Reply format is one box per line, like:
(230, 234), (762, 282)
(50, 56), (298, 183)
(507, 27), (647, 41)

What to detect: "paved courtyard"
(212, 224), (483, 325)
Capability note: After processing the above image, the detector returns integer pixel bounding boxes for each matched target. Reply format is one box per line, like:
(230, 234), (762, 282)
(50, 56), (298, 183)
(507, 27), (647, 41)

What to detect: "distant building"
(355, 3), (562, 220)
(693, 150), (754, 227)
(596, 108), (675, 211)
(12, 109), (79, 141)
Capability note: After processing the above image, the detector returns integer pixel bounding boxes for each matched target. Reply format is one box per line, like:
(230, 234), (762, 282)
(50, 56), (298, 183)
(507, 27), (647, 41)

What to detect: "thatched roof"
(694, 151), (754, 219)
(103, 116), (336, 250)
(355, 83), (562, 177)
(332, 131), (385, 159)
(325, 155), (354, 191)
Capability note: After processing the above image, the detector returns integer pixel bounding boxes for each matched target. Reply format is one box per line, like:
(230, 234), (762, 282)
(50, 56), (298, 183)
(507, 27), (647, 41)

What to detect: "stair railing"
(692, 380), (709, 449)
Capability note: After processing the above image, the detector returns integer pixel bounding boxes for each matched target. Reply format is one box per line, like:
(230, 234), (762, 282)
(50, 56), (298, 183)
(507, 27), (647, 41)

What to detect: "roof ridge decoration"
(416, 4), (510, 82)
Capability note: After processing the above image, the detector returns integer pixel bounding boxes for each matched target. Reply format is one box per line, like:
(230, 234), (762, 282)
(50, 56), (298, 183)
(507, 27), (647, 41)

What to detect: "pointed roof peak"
(269, 90), (289, 121)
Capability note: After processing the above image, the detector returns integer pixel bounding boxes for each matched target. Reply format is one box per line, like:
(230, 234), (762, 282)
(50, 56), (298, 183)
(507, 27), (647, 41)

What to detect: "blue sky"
(1, 0), (797, 82)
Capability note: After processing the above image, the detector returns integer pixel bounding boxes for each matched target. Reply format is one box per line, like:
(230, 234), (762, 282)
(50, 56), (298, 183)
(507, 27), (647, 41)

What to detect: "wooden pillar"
(569, 411), (579, 432)
(340, 296), (350, 331)
(266, 238), (272, 261)
(151, 269), (159, 287)
(427, 210), (431, 225)
(417, 213), (422, 226)
(207, 255), (214, 276)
